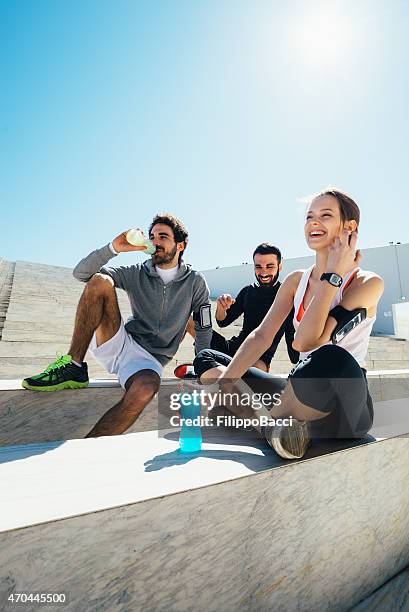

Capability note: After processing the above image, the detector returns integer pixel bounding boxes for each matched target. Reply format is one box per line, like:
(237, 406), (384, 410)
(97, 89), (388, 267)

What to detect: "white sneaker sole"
(267, 420), (310, 459)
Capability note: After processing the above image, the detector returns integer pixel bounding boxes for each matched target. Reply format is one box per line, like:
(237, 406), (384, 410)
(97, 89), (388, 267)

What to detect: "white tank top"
(293, 266), (376, 366)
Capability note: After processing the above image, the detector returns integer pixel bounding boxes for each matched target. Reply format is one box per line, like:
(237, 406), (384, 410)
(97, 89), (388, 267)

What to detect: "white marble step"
(0, 429), (384, 534)
(0, 375), (408, 447)
(0, 430), (278, 532)
(0, 435), (408, 612)
(1, 370), (408, 391)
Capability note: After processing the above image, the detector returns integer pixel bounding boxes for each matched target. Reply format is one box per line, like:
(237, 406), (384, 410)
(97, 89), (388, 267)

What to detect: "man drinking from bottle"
(22, 213), (213, 437)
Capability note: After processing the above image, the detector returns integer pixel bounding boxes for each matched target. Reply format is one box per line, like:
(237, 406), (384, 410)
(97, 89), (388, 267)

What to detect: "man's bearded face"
(253, 253), (280, 287)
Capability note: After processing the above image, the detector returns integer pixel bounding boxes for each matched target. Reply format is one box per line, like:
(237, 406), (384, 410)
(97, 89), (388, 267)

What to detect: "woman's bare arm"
(293, 230), (384, 352)
(293, 272), (384, 352)
(219, 271), (300, 381)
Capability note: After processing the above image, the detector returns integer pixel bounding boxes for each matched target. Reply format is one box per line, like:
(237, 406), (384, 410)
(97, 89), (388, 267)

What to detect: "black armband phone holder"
(329, 305), (367, 345)
(193, 304), (212, 329)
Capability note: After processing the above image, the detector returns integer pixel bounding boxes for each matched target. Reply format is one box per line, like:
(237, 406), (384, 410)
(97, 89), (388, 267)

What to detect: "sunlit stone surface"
(0, 434), (408, 611)
(1, 258), (408, 610)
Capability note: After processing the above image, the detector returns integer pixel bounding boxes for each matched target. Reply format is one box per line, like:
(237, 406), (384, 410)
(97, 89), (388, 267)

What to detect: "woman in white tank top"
(194, 188), (384, 459)
(293, 264), (376, 366)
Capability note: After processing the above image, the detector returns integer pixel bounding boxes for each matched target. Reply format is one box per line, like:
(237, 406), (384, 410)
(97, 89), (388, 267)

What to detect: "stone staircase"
(0, 260), (132, 379)
(0, 259), (15, 340)
(214, 313), (409, 372)
(0, 259), (407, 380)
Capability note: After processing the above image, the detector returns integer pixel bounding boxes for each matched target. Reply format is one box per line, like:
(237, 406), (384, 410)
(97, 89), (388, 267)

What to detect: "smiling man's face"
(253, 253), (281, 287)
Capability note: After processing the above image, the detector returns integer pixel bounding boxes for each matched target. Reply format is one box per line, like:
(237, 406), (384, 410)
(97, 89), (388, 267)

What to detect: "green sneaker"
(22, 353), (89, 392)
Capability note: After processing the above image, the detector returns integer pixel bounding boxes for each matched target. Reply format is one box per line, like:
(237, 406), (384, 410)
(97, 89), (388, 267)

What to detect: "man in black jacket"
(210, 243), (298, 371)
(181, 243), (298, 375)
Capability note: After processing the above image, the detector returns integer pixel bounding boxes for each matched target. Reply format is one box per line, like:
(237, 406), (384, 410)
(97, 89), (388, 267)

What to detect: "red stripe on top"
(343, 272), (356, 293)
(296, 300), (305, 323)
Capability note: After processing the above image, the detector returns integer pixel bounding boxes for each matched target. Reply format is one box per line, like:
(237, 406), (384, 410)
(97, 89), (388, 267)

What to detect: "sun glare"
(290, 5), (354, 70)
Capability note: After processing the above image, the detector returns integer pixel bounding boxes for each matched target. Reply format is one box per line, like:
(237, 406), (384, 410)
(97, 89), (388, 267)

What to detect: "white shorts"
(89, 320), (163, 389)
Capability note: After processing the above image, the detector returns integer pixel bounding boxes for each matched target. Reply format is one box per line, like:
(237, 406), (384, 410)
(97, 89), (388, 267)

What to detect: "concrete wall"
(1, 376), (408, 448)
(394, 302), (409, 340)
(202, 242), (409, 336)
(1, 435), (409, 611)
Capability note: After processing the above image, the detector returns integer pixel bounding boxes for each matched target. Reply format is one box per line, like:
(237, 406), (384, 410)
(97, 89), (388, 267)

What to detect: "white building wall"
(201, 243), (409, 336)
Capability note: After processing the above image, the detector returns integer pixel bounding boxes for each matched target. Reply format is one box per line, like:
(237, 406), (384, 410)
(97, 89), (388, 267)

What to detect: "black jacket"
(216, 282), (299, 364)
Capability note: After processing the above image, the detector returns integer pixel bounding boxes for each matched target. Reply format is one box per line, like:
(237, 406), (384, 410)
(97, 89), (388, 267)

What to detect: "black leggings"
(193, 344), (374, 439)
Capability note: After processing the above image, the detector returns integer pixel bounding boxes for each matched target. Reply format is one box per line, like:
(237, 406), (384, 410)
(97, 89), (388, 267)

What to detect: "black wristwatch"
(320, 272), (343, 287)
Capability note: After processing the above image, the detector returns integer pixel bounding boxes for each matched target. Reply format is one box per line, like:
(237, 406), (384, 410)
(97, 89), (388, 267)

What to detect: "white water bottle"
(126, 229), (156, 254)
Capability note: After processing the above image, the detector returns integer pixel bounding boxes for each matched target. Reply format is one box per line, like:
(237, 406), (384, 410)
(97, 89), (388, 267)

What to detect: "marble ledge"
(1, 370), (409, 391)
(0, 429), (386, 534)
(0, 435), (409, 612)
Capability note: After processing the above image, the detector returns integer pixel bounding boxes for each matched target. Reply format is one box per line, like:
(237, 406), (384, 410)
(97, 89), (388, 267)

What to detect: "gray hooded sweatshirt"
(73, 244), (212, 366)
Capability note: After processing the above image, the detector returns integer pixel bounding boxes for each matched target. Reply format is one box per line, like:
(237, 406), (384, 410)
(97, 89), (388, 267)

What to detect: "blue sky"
(1, 0), (408, 271)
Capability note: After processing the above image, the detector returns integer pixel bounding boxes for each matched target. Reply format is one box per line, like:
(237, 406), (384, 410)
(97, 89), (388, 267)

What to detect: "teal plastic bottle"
(179, 391), (202, 453)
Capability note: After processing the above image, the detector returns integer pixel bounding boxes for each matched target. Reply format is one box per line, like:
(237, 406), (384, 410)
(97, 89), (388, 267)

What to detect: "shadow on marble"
(143, 429), (377, 473)
(350, 565), (409, 611)
(0, 440), (65, 465)
(0, 423), (376, 472)
(144, 447), (280, 473)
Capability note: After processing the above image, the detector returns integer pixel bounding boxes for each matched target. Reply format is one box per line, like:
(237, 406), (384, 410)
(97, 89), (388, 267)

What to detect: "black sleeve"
(216, 287), (246, 328)
(284, 308), (300, 364)
(264, 308), (298, 362)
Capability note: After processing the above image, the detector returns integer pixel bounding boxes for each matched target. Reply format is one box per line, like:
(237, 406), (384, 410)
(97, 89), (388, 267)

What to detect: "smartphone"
(199, 304), (212, 328)
(331, 308), (366, 344)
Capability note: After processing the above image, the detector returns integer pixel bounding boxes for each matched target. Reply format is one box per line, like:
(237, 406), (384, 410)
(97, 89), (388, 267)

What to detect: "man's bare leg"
(181, 315), (196, 341)
(85, 369), (160, 437)
(21, 273), (121, 391)
(66, 274), (162, 437)
(68, 273), (121, 363)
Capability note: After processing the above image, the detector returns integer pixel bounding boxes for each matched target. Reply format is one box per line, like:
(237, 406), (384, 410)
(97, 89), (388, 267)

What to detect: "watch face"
(330, 273), (342, 286)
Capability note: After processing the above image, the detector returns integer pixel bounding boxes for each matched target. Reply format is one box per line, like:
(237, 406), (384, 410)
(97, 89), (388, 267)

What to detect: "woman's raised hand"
(326, 229), (362, 277)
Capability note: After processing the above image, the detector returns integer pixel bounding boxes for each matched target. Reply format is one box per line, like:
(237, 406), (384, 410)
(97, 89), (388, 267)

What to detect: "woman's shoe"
(265, 419), (310, 459)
